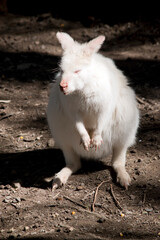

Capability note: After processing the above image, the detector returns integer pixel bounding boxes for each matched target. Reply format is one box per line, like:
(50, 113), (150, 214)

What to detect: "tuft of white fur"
(47, 32), (139, 190)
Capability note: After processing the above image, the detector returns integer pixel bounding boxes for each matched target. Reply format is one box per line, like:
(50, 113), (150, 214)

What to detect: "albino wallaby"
(47, 32), (139, 190)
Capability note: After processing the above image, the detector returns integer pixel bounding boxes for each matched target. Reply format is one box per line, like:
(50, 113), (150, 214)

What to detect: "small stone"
(137, 158), (142, 162)
(135, 169), (140, 175)
(68, 226), (74, 232)
(12, 198), (18, 203)
(36, 135), (42, 140)
(145, 208), (153, 212)
(63, 226), (74, 233)
(7, 227), (15, 233)
(11, 181), (21, 189)
(47, 138), (55, 147)
(41, 44), (46, 50)
(124, 210), (133, 215)
(76, 185), (84, 191)
(3, 196), (12, 203)
(28, 45), (32, 50)
(130, 149), (137, 153)
(12, 197), (21, 203)
(130, 195), (136, 200)
(138, 201), (143, 206)
(24, 226), (29, 231)
(35, 41), (40, 45)
(97, 217), (106, 223)
(4, 184), (11, 189)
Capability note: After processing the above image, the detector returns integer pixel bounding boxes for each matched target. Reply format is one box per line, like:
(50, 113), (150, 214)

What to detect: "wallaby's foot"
(51, 167), (73, 190)
(116, 168), (131, 190)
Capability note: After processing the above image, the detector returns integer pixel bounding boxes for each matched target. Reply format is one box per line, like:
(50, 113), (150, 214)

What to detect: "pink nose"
(60, 80), (68, 92)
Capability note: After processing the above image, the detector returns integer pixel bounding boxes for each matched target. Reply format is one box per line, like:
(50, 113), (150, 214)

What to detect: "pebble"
(145, 208), (153, 212)
(35, 40), (40, 45)
(97, 217), (106, 223)
(130, 149), (137, 153)
(76, 185), (84, 191)
(4, 184), (11, 189)
(13, 197), (21, 203)
(47, 138), (55, 147)
(24, 226), (29, 231)
(63, 226), (74, 233)
(11, 181), (21, 189)
(3, 196), (12, 203)
(41, 44), (46, 50)
(7, 227), (15, 233)
(0, 184), (5, 189)
(130, 195), (136, 200)
(124, 210), (133, 215)
(137, 158), (142, 163)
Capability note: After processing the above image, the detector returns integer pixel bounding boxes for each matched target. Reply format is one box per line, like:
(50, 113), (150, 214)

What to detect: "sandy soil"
(0, 13), (160, 239)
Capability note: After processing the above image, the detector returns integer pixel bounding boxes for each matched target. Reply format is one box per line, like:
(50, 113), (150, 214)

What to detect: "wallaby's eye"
(74, 70), (81, 74)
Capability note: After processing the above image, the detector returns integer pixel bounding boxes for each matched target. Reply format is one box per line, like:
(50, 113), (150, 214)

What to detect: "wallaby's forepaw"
(52, 177), (62, 191)
(51, 169), (70, 190)
(91, 135), (103, 151)
(43, 176), (62, 191)
(116, 170), (131, 190)
(80, 135), (91, 151)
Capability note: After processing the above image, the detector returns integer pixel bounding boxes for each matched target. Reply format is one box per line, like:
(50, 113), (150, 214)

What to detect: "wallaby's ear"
(87, 35), (105, 54)
(56, 32), (74, 51)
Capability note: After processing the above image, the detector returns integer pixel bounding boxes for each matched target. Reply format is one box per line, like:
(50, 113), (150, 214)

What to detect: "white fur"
(47, 32), (139, 189)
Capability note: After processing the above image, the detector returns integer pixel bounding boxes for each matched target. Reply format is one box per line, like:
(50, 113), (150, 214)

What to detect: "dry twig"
(110, 184), (123, 211)
(63, 195), (108, 221)
(142, 191), (147, 204)
(0, 100), (11, 103)
(91, 180), (109, 212)
(136, 96), (145, 105)
(64, 195), (87, 209)
(0, 114), (13, 121)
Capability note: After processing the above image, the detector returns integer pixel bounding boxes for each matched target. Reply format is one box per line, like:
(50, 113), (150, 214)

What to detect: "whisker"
(51, 67), (60, 73)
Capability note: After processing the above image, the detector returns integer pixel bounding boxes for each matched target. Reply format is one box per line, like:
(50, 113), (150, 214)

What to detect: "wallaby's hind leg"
(112, 146), (131, 189)
(52, 148), (81, 190)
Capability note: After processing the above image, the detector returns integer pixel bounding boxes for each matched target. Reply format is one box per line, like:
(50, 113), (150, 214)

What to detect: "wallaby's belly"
(48, 106), (111, 160)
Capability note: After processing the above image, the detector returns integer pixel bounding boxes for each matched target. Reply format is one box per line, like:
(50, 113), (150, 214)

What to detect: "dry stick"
(64, 196), (108, 220)
(91, 180), (109, 212)
(64, 194), (109, 220)
(110, 184), (123, 211)
(142, 191), (147, 204)
(0, 114), (13, 121)
(0, 100), (11, 103)
(63, 195), (88, 209)
(136, 96), (145, 105)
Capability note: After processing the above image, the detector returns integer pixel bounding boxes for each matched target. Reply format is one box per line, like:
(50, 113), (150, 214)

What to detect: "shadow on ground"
(0, 50), (160, 88)
(0, 148), (160, 205)
(0, 148), (110, 188)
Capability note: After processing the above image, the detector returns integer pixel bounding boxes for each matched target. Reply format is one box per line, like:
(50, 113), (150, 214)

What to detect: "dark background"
(1, 0), (160, 25)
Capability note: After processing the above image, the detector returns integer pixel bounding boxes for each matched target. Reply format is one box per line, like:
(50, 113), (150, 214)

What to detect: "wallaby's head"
(56, 32), (105, 95)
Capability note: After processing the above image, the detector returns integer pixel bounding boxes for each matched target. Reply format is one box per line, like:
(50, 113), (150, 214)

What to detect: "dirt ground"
(0, 13), (160, 240)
